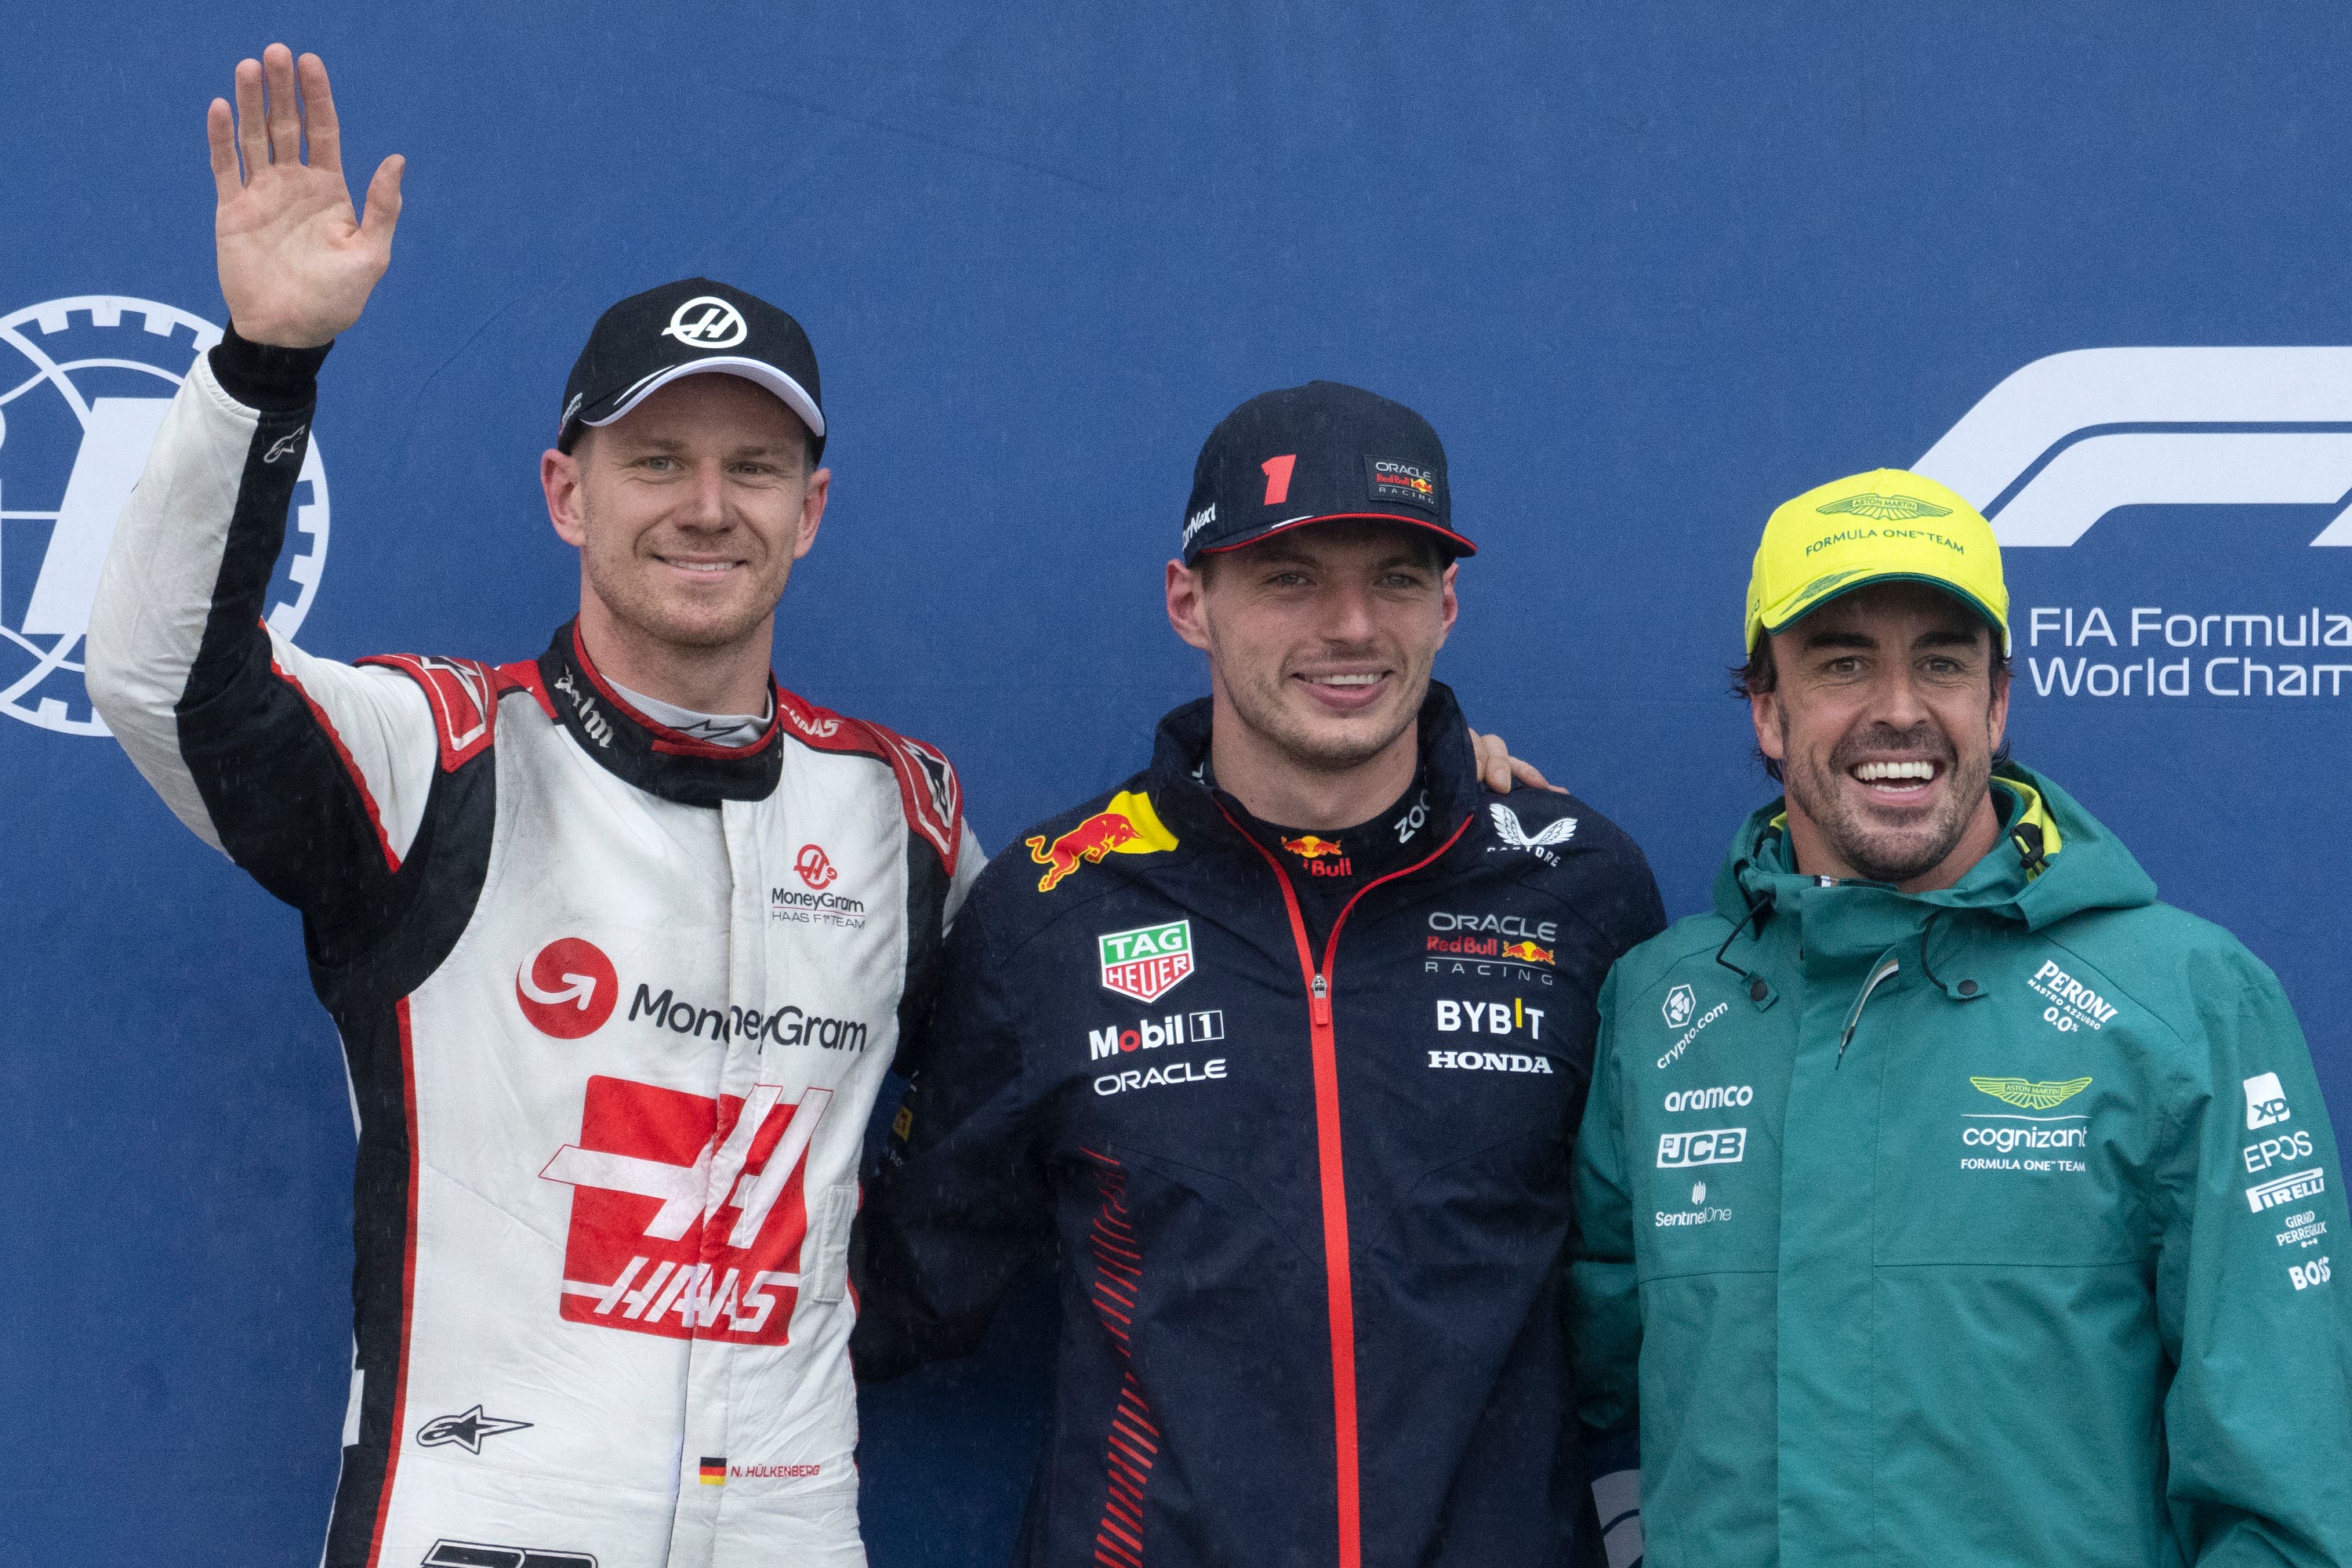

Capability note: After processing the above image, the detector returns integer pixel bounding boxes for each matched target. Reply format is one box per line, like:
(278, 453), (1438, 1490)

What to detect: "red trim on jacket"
(357, 654), (499, 772)
(365, 998), (424, 1567)
(567, 624), (784, 760)
(1080, 1149), (1157, 1568)
(1214, 801), (1476, 1568)
(270, 641), (400, 873)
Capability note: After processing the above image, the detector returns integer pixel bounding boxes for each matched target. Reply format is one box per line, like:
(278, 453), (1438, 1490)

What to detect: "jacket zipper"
(1215, 801), (1473, 1568)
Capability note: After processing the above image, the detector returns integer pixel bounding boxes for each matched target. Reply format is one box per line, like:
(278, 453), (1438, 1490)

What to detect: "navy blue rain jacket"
(857, 686), (1664, 1568)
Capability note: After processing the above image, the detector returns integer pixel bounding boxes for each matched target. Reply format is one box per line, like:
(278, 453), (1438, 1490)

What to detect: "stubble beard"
(1222, 657), (1428, 776)
(1782, 718), (1992, 884)
(578, 492), (789, 655)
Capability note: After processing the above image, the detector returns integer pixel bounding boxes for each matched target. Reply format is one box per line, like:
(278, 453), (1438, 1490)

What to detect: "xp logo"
(1915, 348), (2352, 546)
(516, 937), (620, 1039)
(0, 296), (329, 734)
(2246, 1071), (2292, 1131)
(662, 295), (748, 349)
(1662, 983), (1695, 1029)
(794, 844), (838, 890)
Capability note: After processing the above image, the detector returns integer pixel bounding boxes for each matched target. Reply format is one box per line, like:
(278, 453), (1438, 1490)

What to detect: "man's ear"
(543, 448), (586, 547)
(1987, 652), (2012, 755)
(1751, 687), (1785, 765)
(793, 466), (830, 561)
(1166, 558), (1212, 652)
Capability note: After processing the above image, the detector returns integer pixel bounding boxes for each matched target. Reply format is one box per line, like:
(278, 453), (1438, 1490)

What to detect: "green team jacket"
(1570, 762), (2352, 1567)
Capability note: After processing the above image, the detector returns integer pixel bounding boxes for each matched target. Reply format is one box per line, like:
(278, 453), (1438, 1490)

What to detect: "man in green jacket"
(1570, 466), (2352, 1567)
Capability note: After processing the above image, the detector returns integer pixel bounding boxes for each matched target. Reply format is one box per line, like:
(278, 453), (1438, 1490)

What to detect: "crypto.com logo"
(1914, 347), (2352, 546)
(0, 296), (330, 735)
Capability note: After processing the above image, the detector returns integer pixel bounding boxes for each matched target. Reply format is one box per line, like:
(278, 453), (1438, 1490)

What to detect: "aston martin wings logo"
(1817, 492), (1953, 521)
(1490, 804), (1577, 851)
(1969, 1075), (2092, 1110)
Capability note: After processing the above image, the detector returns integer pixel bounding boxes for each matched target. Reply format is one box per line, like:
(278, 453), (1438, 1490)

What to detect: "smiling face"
(542, 372), (826, 700)
(1167, 521), (1457, 814)
(1751, 580), (2009, 891)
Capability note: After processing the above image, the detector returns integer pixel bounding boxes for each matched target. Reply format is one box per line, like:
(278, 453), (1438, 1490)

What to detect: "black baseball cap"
(1181, 380), (1472, 563)
(557, 278), (825, 457)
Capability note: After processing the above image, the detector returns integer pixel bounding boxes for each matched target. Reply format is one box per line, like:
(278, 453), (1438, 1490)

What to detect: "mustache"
(1828, 723), (1954, 773)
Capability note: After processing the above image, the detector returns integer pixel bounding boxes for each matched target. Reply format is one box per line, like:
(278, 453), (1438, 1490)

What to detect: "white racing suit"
(87, 336), (980, 1568)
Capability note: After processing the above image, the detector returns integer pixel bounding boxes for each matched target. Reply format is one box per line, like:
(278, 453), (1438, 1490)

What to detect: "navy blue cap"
(1181, 381), (1471, 563)
(558, 278), (823, 457)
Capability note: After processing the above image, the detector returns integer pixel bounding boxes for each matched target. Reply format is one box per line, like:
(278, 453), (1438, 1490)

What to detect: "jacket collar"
(1710, 760), (2159, 948)
(536, 621), (785, 805)
(1142, 681), (1484, 862)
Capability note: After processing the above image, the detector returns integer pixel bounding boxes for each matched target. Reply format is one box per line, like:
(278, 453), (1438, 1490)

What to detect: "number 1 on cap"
(1261, 453), (1297, 506)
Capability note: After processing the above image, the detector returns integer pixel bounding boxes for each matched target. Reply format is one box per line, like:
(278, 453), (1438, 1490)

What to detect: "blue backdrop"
(6, 4), (2352, 1562)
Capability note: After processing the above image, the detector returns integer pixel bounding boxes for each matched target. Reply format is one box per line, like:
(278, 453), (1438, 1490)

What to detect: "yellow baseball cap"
(1744, 467), (2009, 655)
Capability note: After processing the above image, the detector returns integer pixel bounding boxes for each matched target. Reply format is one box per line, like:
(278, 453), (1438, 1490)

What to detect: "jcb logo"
(1657, 1128), (1748, 1169)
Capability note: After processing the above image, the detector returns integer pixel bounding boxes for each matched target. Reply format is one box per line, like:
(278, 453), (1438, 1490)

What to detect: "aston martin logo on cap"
(662, 296), (749, 349)
(1817, 492), (1954, 522)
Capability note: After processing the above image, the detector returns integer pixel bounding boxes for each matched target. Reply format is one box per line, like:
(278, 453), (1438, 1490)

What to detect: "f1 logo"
(1917, 349), (2352, 547)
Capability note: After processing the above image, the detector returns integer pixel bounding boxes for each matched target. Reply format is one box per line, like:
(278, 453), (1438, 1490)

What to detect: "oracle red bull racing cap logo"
(1098, 920), (1195, 1004)
(539, 1076), (832, 1346)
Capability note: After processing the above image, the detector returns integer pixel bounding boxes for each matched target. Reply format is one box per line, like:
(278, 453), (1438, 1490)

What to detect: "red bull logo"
(1282, 834), (1345, 860)
(1501, 940), (1555, 964)
(1024, 790), (1180, 892)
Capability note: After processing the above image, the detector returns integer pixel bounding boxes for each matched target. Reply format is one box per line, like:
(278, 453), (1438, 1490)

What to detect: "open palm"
(209, 45), (403, 349)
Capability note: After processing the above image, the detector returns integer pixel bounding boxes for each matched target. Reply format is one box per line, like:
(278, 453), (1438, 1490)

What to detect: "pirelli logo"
(2248, 1167), (2328, 1214)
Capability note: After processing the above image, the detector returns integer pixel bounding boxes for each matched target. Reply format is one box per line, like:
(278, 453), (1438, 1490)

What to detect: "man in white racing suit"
(86, 45), (980, 1568)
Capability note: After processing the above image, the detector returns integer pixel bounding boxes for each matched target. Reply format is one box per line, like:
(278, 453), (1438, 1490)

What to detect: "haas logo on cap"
(517, 937), (621, 1039)
(662, 296), (748, 349)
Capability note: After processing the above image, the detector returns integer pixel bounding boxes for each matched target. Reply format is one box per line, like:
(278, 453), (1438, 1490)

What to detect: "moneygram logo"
(0, 296), (329, 735)
(517, 937), (620, 1038)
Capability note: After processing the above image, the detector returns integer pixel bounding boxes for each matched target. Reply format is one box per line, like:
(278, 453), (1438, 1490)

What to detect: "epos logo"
(1657, 1128), (1748, 1169)
(0, 296), (330, 734)
(2246, 1072), (2292, 1131)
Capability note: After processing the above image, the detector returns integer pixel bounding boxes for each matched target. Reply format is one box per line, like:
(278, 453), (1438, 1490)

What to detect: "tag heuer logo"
(1662, 983), (1696, 1029)
(1969, 1075), (2092, 1110)
(1098, 920), (1194, 1004)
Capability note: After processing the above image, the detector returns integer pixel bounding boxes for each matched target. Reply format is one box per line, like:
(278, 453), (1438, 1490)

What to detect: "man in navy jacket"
(857, 383), (1663, 1568)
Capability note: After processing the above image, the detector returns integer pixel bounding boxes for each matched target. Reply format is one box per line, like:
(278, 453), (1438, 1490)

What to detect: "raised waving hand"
(209, 45), (404, 348)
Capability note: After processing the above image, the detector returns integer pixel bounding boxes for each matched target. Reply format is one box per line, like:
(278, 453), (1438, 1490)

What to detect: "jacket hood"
(1709, 760), (2158, 937)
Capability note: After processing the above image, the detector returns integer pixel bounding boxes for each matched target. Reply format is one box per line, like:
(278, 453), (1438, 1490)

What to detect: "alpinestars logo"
(0, 296), (330, 735)
(416, 1405), (532, 1454)
(539, 1076), (833, 1345)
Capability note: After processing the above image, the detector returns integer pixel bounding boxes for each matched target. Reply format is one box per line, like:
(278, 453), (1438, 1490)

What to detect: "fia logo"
(0, 296), (330, 735)
(662, 296), (749, 349)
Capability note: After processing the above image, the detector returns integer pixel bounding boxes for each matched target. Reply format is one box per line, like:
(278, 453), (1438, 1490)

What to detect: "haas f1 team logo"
(541, 1076), (832, 1346)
